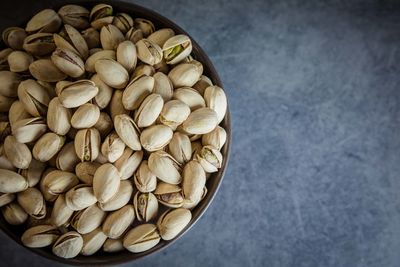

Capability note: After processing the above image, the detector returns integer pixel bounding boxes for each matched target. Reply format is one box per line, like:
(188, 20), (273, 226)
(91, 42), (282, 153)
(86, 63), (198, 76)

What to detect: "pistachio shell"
(95, 58), (129, 89)
(153, 72), (173, 101)
(103, 238), (124, 252)
(193, 75), (213, 96)
(93, 163), (120, 203)
(109, 90), (129, 119)
(112, 13), (133, 34)
(94, 112), (113, 138)
(0, 71), (21, 97)
(26, 9), (62, 33)
(114, 148), (143, 180)
(157, 208), (191, 240)
(173, 87), (205, 110)
(125, 27), (143, 44)
(168, 132), (192, 164)
(100, 24), (124, 50)
(134, 18), (154, 37)
(54, 24), (89, 60)
(140, 125), (173, 152)
(75, 162), (100, 185)
(202, 126), (227, 150)
(123, 224), (160, 253)
(181, 107), (218, 135)
(41, 170), (79, 195)
(131, 64), (155, 80)
(47, 97), (71, 135)
(154, 182), (184, 208)
(81, 228), (107, 256)
(102, 205), (135, 239)
(0, 95), (14, 113)
(0, 193), (15, 207)
(58, 5), (90, 29)
(23, 33), (56, 56)
(114, 114), (141, 151)
(2, 202), (28, 225)
(182, 160), (206, 203)
(71, 103), (100, 129)
(196, 145), (223, 173)
(2, 27), (27, 50)
(21, 225), (59, 248)
(58, 80), (99, 108)
(98, 180), (133, 211)
(8, 101), (30, 127)
(70, 204), (106, 234)
(163, 34), (192, 65)
(7, 51), (33, 72)
(134, 160), (157, 193)
(11, 117), (47, 144)
(117, 40), (137, 73)
(122, 75), (154, 110)
(4, 135), (32, 169)
(33, 133), (65, 162)
(91, 16), (114, 30)
(74, 128), (101, 162)
(82, 27), (100, 49)
(148, 28), (175, 47)
(204, 85), (227, 124)
(51, 194), (74, 227)
(17, 187), (46, 219)
(148, 150), (181, 184)
(91, 74), (113, 109)
(133, 192), (158, 222)
(101, 132), (125, 163)
(85, 49), (116, 73)
(0, 169), (27, 193)
(17, 79), (50, 117)
(160, 100), (190, 129)
(134, 93), (164, 128)
(136, 39), (163, 66)
(51, 48), (85, 78)
(168, 61), (203, 88)
(52, 231), (83, 258)
(90, 4), (113, 22)
(65, 184), (97, 211)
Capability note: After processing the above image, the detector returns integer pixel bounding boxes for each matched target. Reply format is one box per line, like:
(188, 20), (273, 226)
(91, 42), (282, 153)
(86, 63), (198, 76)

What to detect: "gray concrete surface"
(1, 0), (400, 266)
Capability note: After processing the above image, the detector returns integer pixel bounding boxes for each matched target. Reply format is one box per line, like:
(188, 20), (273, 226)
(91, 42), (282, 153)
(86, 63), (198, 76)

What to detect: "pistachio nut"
(196, 145), (223, 173)
(7, 51), (33, 72)
(23, 33), (56, 56)
(19, 159), (46, 187)
(82, 27), (100, 49)
(113, 114), (141, 151)
(181, 107), (218, 135)
(148, 28), (175, 48)
(140, 124), (173, 152)
(193, 75), (213, 96)
(134, 160), (157, 193)
(70, 204), (106, 234)
(173, 87), (205, 110)
(90, 4), (113, 22)
(136, 39), (163, 66)
(123, 224), (160, 253)
(148, 150), (181, 184)
(54, 24), (89, 59)
(114, 148), (143, 180)
(59, 80), (99, 108)
(29, 59), (67, 82)
(0, 169), (28, 193)
(182, 160), (206, 203)
(117, 40), (137, 73)
(102, 204), (135, 239)
(100, 24), (124, 50)
(160, 100), (190, 130)
(131, 63), (155, 80)
(168, 60), (203, 88)
(157, 208), (191, 240)
(168, 132), (192, 164)
(2, 27), (27, 50)
(153, 72), (173, 101)
(134, 18), (154, 37)
(9, 101), (30, 127)
(71, 103), (100, 129)
(0, 70), (21, 97)
(103, 238), (124, 252)
(2, 202), (28, 225)
(41, 170), (79, 195)
(26, 9), (62, 33)
(202, 126), (227, 150)
(204, 85), (227, 124)
(51, 194), (74, 227)
(93, 163), (120, 203)
(51, 48), (85, 78)
(122, 75), (154, 110)
(125, 27), (143, 44)
(0, 193), (15, 207)
(85, 49), (116, 73)
(74, 128), (101, 162)
(75, 161), (100, 185)
(154, 182), (184, 208)
(163, 34), (192, 65)
(94, 112), (113, 138)
(98, 180), (133, 211)
(17, 79), (50, 117)
(91, 74), (113, 109)
(109, 90), (129, 119)
(11, 117), (47, 143)
(17, 187), (46, 219)
(4, 135), (32, 169)
(134, 93), (164, 128)
(33, 132), (65, 162)
(47, 97), (71, 135)
(134, 192), (158, 222)
(52, 231), (83, 259)
(81, 227), (107, 256)
(113, 13), (133, 33)
(101, 132), (126, 163)
(58, 4), (90, 29)
(95, 58), (129, 89)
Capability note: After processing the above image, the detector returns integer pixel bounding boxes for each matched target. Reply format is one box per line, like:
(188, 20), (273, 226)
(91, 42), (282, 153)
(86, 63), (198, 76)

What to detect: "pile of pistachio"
(0, 3), (227, 259)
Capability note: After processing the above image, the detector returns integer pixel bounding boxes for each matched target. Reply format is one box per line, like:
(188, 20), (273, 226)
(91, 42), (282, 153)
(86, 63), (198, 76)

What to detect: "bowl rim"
(0, 0), (232, 265)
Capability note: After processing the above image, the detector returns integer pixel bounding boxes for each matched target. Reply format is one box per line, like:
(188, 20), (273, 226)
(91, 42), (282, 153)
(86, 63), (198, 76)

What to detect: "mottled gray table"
(1, 0), (400, 266)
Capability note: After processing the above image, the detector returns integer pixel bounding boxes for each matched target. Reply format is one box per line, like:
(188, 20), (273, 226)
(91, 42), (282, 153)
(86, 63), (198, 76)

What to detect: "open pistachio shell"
(148, 28), (175, 47)
(17, 79), (50, 117)
(123, 224), (160, 253)
(122, 75), (154, 110)
(2, 27), (27, 50)
(114, 114), (141, 151)
(134, 160), (157, 193)
(81, 228), (107, 256)
(11, 117), (47, 144)
(157, 208), (191, 240)
(74, 128), (101, 162)
(26, 9), (62, 33)
(4, 135), (32, 169)
(51, 48), (85, 78)
(58, 4), (90, 29)
(51, 194), (74, 227)
(163, 34), (192, 65)
(21, 225), (59, 248)
(100, 24), (124, 50)
(58, 80), (99, 108)
(168, 132), (192, 164)
(47, 97), (71, 135)
(17, 187), (46, 219)
(32, 133), (65, 162)
(133, 191), (158, 222)
(134, 93), (164, 128)
(23, 33), (56, 56)
(52, 231), (83, 259)
(154, 182), (184, 208)
(148, 151), (181, 185)
(29, 59), (67, 82)
(65, 184), (97, 211)
(114, 148), (143, 180)
(70, 204), (106, 234)
(98, 180), (133, 211)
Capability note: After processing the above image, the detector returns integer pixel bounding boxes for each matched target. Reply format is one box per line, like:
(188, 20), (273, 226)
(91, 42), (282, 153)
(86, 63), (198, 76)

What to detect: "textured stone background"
(1, 0), (400, 266)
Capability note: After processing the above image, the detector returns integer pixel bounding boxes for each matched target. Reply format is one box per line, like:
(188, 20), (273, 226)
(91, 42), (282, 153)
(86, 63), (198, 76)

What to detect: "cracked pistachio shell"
(157, 208), (191, 240)
(71, 103), (100, 129)
(9, 101), (30, 127)
(59, 80), (99, 108)
(160, 100), (190, 130)
(52, 231), (83, 259)
(95, 58), (129, 89)
(202, 126), (227, 150)
(90, 4), (113, 21)
(0, 193), (15, 207)
(100, 24), (124, 50)
(71, 204), (106, 234)
(196, 145), (223, 173)
(101, 132), (125, 163)
(134, 160), (157, 193)
(91, 74), (113, 110)
(2, 202), (28, 225)
(0, 71), (21, 97)
(173, 87), (205, 111)
(54, 24), (89, 59)
(23, 33), (56, 56)
(169, 132), (192, 164)
(148, 150), (181, 184)
(17, 187), (46, 219)
(29, 59), (67, 82)
(153, 72), (173, 101)
(140, 125), (173, 152)
(2, 27), (27, 50)
(47, 97), (71, 135)
(134, 192), (158, 222)
(94, 112), (113, 138)
(74, 128), (101, 162)
(18, 79), (50, 117)
(148, 28), (175, 47)
(114, 148), (143, 180)
(182, 161), (206, 203)
(26, 9), (62, 33)
(7, 51), (33, 72)
(19, 159), (46, 187)
(193, 75), (213, 96)
(98, 180), (133, 211)
(11, 117), (47, 143)
(163, 34), (192, 65)
(134, 93), (164, 128)
(122, 75), (154, 110)
(136, 39), (163, 66)
(154, 182), (184, 208)
(82, 28), (100, 49)
(0, 169), (28, 193)
(4, 135), (32, 169)
(0, 95), (15, 113)
(134, 18), (154, 37)
(51, 194), (74, 227)
(65, 184), (97, 211)
(85, 49), (116, 73)
(93, 163), (120, 203)
(75, 162), (100, 185)
(81, 227), (107, 256)
(123, 224), (160, 253)
(204, 85), (227, 124)
(110, 90), (129, 119)
(132, 64), (155, 80)
(114, 114), (141, 151)
(41, 170), (79, 195)
(33, 133), (65, 162)
(51, 48), (85, 78)
(58, 5), (90, 29)
(103, 238), (124, 252)
(168, 60), (203, 88)
(182, 107), (218, 135)
(56, 141), (80, 172)
(117, 40), (137, 73)
(125, 27), (143, 44)
(91, 16), (114, 30)
(21, 225), (59, 248)
(102, 204), (135, 239)
(112, 13), (133, 34)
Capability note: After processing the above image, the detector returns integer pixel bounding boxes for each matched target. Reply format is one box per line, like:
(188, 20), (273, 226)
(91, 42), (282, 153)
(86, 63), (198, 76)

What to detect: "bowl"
(0, 0), (231, 265)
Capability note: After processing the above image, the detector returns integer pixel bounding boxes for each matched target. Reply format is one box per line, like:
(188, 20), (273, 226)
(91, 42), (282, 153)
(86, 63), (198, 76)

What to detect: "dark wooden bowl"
(0, 0), (231, 265)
